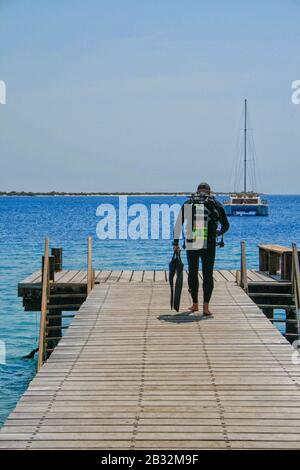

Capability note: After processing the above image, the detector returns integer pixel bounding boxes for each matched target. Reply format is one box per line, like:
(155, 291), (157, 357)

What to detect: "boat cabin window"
(232, 198), (258, 204)
(245, 198), (258, 204)
(232, 198), (243, 204)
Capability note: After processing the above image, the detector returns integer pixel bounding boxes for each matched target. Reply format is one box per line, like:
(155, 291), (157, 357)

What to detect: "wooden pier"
(1, 241), (300, 449)
(18, 265), (300, 345)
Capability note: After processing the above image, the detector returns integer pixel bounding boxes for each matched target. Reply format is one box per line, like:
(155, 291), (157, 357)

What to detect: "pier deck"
(18, 269), (279, 313)
(19, 268), (277, 290)
(2, 275), (300, 449)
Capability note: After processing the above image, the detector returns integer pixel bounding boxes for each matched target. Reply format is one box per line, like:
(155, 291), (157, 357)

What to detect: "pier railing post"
(240, 241), (248, 292)
(43, 255), (55, 281)
(87, 236), (94, 294)
(38, 238), (50, 370)
(51, 248), (63, 272)
(291, 243), (300, 341)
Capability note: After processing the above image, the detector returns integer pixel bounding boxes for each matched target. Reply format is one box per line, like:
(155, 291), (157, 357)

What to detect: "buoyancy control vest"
(184, 193), (220, 249)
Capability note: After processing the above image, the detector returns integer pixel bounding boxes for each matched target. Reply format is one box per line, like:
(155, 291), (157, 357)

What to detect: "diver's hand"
(173, 245), (181, 253)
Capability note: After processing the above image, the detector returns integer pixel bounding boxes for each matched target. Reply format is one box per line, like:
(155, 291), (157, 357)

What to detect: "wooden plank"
(143, 271), (154, 282)
(53, 270), (72, 283)
(118, 271), (133, 282)
(219, 270), (236, 282)
(258, 245), (291, 254)
(245, 270), (262, 282)
(131, 271), (144, 282)
(106, 271), (122, 282)
(213, 271), (227, 282)
(251, 271), (277, 282)
(56, 270), (81, 284)
(95, 271), (112, 282)
(155, 271), (166, 282)
(19, 270), (42, 285)
(248, 270), (268, 282)
(69, 271), (88, 284)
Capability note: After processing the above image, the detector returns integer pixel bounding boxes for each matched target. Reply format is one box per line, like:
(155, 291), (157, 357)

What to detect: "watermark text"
(0, 341), (6, 365)
(0, 80), (6, 104)
(291, 80), (300, 105)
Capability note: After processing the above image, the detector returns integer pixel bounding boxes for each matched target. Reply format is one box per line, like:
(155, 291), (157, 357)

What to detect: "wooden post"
(87, 236), (93, 294)
(236, 269), (241, 286)
(38, 239), (49, 370)
(269, 252), (280, 276)
(292, 243), (300, 341)
(262, 308), (273, 320)
(46, 309), (62, 358)
(286, 307), (298, 341)
(282, 252), (293, 280)
(51, 248), (62, 272)
(45, 250), (62, 358)
(259, 248), (268, 272)
(43, 255), (55, 281)
(241, 241), (248, 292)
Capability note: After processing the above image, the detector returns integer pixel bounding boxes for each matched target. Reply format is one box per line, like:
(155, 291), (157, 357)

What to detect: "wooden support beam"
(38, 239), (49, 370)
(286, 308), (298, 341)
(87, 236), (94, 294)
(42, 255), (55, 281)
(240, 241), (248, 292)
(262, 307), (273, 320)
(51, 248), (63, 272)
(292, 243), (300, 341)
(259, 247), (268, 272)
(269, 252), (280, 275)
(45, 309), (62, 358)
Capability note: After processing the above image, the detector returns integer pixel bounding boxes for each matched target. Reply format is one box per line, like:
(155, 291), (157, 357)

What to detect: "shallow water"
(0, 195), (299, 426)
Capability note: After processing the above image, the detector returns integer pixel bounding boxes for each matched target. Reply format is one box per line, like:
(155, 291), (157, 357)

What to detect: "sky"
(0, 0), (300, 193)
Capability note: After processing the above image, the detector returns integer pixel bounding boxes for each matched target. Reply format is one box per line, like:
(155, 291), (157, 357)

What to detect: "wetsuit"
(173, 197), (229, 304)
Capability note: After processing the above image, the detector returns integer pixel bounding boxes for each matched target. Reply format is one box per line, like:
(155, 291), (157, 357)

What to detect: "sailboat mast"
(244, 98), (247, 193)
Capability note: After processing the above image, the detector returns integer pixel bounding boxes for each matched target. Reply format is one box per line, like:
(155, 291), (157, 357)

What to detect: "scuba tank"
(183, 192), (224, 249)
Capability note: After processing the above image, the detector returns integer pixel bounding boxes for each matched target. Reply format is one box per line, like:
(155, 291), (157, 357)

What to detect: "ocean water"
(0, 194), (300, 426)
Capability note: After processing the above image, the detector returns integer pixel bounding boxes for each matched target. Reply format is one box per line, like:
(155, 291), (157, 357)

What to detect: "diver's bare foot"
(203, 303), (213, 316)
(188, 303), (199, 312)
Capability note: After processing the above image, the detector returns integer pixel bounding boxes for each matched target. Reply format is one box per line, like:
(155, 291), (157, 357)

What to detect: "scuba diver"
(173, 182), (229, 316)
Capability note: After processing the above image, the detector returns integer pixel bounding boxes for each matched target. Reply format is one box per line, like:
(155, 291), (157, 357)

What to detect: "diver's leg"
(200, 242), (216, 315)
(187, 250), (200, 311)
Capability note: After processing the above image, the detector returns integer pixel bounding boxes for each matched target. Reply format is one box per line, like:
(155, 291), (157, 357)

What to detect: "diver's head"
(197, 182), (211, 195)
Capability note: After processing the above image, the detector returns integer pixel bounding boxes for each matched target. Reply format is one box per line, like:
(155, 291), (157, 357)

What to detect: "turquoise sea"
(1, 195), (300, 426)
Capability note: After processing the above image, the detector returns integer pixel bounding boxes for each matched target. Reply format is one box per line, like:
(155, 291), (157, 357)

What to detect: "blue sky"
(0, 0), (300, 193)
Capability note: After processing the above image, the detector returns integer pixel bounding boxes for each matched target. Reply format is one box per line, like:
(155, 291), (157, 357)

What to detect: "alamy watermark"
(96, 196), (181, 241)
(95, 195), (215, 250)
(291, 80), (300, 105)
(291, 340), (300, 365)
(0, 340), (6, 365)
(0, 80), (6, 104)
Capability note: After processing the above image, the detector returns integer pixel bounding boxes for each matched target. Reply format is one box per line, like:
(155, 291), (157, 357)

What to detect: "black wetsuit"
(173, 197), (229, 304)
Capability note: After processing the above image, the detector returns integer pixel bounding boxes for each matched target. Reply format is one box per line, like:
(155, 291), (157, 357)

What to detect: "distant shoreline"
(0, 192), (216, 197)
(0, 191), (190, 197)
(0, 191), (265, 197)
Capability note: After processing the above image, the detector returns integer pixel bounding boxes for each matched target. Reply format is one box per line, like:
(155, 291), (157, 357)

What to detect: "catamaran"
(224, 99), (269, 216)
